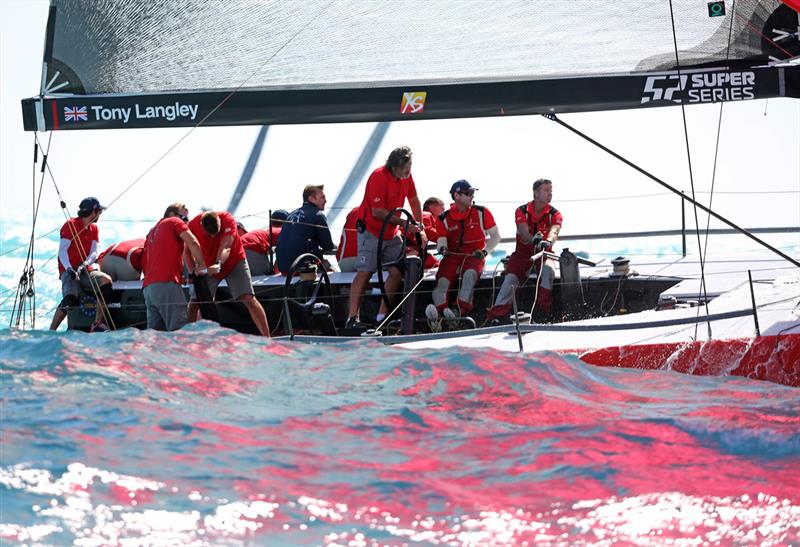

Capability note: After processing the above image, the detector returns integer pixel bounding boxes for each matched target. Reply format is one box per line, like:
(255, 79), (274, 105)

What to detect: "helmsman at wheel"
(426, 180), (500, 324)
(487, 178), (562, 324)
(346, 146), (427, 329)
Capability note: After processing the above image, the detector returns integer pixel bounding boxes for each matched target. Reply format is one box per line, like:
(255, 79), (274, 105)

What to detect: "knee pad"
(461, 269), (478, 287)
(504, 273), (520, 288)
(59, 294), (79, 310)
(432, 278), (450, 306)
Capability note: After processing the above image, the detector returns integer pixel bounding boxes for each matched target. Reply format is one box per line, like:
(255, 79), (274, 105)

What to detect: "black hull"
(67, 272), (681, 336)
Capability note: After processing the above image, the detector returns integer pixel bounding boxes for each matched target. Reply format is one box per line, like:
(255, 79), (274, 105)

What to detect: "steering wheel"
(375, 207), (424, 310)
(281, 253), (333, 337)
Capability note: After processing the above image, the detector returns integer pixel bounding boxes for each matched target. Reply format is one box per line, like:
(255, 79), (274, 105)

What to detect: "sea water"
(1, 215), (799, 545)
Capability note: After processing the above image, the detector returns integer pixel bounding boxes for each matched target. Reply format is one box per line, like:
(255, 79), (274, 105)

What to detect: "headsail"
(21, 0), (800, 131)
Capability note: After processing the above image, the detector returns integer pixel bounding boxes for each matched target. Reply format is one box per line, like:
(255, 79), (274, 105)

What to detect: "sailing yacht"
(14, 0), (800, 386)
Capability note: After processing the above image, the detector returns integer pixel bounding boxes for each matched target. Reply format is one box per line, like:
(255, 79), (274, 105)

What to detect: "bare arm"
(180, 231), (207, 270)
(545, 224), (561, 246)
(516, 222), (536, 245)
(370, 207), (404, 225)
(408, 195), (423, 225)
(408, 195), (426, 244)
(370, 196), (423, 225)
(216, 235), (234, 265)
(183, 245), (193, 273)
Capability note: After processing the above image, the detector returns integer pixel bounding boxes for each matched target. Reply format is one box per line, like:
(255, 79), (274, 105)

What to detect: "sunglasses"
(458, 191), (474, 196)
(179, 214), (189, 222)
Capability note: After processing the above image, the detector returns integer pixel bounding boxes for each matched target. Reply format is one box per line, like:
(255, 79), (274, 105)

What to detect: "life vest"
(439, 205), (488, 251)
(518, 203), (559, 238)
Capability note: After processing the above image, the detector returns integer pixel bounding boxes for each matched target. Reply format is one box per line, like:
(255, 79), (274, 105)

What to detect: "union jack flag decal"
(64, 106), (88, 122)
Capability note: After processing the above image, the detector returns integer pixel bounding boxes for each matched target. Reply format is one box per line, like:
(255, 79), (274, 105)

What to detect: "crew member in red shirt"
(143, 203), (210, 331)
(187, 210), (270, 336)
(487, 178), (563, 324)
(425, 181), (500, 329)
(336, 207), (360, 272)
(98, 239), (145, 281)
(345, 147), (426, 329)
(241, 209), (288, 276)
(49, 197), (114, 332)
(420, 197), (445, 269)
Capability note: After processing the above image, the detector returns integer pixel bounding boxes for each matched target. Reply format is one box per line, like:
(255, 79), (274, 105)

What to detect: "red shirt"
(241, 228), (280, 255)
(98, 239), (146, 273)
(357, 165), (417, 239)
(187, 212), (246, 279)
(421, 211), (439, 242)
(402, 210), (440, 268)
(433, 205), (497, 254)
(336, 208), (359, 261)
(515, 202), (563, 251)
(143, 217), (188, 288)
(58, 217), (99, 275)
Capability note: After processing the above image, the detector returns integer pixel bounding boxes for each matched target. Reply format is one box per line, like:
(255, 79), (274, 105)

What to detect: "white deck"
(399, 252), (800, 351)
(112, 252), (800, 350)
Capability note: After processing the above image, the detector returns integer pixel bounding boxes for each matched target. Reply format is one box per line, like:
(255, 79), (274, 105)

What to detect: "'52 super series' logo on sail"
(641, 71), (755, 104)
(63, 102), (199, 124)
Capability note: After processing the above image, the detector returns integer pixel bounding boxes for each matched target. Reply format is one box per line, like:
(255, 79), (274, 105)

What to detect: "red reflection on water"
(74, 433), (105, 446)
(108, 483), (155, 506)
(63, 333), (263, 399)
(38, 334), (799, 545)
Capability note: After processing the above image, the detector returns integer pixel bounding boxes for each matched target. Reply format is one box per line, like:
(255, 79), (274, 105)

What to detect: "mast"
(227, 126), (269, 214)
(327, 122), (390, 226)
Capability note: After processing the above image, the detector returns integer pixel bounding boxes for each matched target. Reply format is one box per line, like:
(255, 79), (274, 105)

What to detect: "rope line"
(669, 0), (713, 339)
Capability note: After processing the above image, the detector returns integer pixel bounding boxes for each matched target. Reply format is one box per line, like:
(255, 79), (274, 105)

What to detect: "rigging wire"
(5, 188), (796, 260)
(668, 0), (713, 339)
(699, 0), (739, 337)
(10, 134), (52, 328)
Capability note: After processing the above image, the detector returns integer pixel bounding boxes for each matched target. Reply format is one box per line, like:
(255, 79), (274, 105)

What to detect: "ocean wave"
(2, 323), (799, 545)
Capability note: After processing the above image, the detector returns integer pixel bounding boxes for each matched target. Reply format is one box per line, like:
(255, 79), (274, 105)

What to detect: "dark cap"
(271, 209), (289, 222)
(78, 197), (106, 215)
(450, 179), (477, 197)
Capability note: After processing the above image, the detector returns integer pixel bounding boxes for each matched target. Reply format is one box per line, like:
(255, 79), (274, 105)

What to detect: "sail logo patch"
(641, 71), (755, 104)
(401, 92), (427, 114)
(64, 106), (88, 122)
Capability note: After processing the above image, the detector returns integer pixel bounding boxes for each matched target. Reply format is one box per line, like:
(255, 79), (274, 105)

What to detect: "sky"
(1, 0), (798, 252)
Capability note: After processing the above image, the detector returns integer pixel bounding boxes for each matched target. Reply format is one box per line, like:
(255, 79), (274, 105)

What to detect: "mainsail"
(21, 0), (800, 131)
